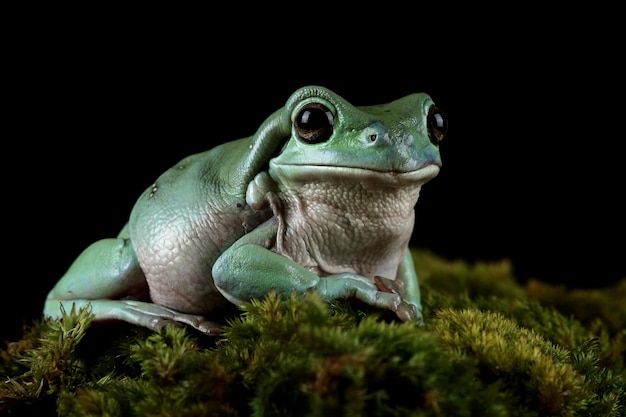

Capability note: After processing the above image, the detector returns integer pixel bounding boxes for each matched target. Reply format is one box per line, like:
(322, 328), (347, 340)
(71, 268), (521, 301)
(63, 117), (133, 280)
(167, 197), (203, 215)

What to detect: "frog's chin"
(269, 163), (440, 187)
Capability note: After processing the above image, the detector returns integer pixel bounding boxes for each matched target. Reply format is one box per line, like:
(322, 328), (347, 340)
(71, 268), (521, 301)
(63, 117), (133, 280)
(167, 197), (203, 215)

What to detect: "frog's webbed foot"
(120, 300), (223, 335)
(374, 276), (424, 324)
(45, 299), (223, 336)
(313, 273), (405, 315)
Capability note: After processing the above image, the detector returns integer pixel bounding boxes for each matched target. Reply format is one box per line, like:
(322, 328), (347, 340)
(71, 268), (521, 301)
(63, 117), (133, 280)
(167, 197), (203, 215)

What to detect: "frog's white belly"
(272, 181), (421, 281)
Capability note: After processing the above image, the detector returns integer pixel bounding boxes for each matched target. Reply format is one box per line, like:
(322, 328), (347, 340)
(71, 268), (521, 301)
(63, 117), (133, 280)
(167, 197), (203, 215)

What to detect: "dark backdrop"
(3, 11), (624, 342)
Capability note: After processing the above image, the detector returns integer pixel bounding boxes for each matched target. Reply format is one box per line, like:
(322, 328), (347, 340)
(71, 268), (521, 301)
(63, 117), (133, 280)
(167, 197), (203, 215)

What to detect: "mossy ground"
(2, 250), (625, 416)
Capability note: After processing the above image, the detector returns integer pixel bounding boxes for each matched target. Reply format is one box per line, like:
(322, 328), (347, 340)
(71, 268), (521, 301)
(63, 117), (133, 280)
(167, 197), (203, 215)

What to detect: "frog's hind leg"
(43, 238), (224, 335)
(44, 237), (146, 318)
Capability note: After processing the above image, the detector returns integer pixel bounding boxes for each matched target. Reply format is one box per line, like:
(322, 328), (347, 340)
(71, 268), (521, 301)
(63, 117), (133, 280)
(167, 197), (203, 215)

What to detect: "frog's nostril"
(363, 121), (389, 145)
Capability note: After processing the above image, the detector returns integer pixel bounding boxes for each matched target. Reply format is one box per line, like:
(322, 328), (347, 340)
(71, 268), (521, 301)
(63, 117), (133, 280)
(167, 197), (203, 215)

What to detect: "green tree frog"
(44, 86), (447, 335)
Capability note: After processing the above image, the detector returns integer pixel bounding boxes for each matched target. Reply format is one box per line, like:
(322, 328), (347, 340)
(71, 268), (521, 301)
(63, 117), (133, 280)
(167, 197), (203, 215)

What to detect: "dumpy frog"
(44, 85), (447, 334)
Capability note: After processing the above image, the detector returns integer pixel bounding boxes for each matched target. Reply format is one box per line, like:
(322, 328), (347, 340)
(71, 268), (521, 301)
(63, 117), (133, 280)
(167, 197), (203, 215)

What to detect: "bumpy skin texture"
(44, 86), (445, 335)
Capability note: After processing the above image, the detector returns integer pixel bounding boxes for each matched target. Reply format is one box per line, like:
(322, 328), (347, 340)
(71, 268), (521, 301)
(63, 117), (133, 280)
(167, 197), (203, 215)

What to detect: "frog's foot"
(45, 299), (223, 336)
(120, 300), (223, 335)
(313, 273), (404, 315)
(375, 276), (424, 324)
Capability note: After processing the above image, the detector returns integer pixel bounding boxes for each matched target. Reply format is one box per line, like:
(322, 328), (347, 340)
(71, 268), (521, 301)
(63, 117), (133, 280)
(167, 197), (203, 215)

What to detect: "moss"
(2, 249), (625, 416)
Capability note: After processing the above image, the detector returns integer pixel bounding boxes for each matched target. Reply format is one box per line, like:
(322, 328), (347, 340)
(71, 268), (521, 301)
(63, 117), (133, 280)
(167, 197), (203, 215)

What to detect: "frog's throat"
(269, 163), (440, 187)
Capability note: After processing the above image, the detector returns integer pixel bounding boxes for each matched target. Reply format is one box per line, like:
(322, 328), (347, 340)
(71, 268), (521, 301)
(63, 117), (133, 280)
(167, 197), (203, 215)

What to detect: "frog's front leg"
(44, 237), (221, 335)
(212, 220), (404, 316)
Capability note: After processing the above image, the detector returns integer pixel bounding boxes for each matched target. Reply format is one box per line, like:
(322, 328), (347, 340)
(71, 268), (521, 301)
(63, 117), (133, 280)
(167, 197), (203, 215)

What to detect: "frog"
(44, 85), (447, 335)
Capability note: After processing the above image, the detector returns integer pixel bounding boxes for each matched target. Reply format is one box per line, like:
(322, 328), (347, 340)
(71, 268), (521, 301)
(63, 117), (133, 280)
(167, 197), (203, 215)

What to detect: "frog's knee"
(46, 237), (145, 304)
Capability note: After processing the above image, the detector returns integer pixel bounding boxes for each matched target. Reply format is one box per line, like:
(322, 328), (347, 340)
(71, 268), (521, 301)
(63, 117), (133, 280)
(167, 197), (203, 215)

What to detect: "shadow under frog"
(44, 85), (447, 335)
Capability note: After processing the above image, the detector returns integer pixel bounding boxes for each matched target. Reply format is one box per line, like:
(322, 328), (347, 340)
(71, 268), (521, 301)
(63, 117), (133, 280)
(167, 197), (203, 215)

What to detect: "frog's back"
(128, 137), (272, 314)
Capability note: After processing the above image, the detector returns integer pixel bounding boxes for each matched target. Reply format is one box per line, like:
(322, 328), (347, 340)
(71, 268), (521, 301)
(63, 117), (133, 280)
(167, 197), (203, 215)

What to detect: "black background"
(3, 8), (624, 342)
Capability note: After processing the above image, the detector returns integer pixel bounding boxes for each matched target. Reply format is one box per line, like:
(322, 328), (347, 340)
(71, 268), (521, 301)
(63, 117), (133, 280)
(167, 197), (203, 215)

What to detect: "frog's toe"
(169, 313), (224, 336)
(150, 318), (186, 331)
(149, 316), (222, 336)
(374, 275), (403, 294)
(394, 301), (423, 324)
(196, 320), (223, 336)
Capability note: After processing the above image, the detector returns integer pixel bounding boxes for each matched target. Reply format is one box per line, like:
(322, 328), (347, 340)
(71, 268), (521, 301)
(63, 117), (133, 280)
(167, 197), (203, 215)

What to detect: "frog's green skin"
(44, 86), (446, 335)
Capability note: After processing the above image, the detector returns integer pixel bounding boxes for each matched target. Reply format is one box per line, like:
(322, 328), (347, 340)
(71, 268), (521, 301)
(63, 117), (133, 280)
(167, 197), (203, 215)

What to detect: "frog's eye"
(294, 103), (334, 144)
(427, 105), (447, 145)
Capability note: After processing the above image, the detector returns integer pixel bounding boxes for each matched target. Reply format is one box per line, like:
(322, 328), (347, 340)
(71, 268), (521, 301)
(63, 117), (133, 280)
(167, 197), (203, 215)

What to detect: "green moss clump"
(2, 249), (625, 416)
(0, 305), (93, 415)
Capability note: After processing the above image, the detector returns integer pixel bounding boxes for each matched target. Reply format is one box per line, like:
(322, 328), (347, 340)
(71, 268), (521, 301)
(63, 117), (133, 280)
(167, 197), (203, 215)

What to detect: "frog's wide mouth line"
(270, 163), (440, 183)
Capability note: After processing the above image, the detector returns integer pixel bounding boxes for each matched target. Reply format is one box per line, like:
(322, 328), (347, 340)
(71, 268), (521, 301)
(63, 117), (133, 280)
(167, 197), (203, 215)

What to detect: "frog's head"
(269, 85), (446, 189)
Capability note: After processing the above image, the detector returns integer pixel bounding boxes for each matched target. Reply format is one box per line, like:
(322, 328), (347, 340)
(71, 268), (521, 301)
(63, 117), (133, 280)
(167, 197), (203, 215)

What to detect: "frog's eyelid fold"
(290, 96), (337, 120)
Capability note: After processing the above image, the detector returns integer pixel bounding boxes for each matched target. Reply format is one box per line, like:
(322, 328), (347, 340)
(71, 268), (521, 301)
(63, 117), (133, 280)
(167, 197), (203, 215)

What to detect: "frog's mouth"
(269, 162), (440, 187)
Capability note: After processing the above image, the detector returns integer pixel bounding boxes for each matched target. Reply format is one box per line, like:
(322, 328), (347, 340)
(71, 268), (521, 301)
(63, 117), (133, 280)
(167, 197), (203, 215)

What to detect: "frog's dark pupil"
(299, 108), (332, 131)
(431, 112), (445, 130)
(427, 106), (447, 145)
(295, 104), (334, 143)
